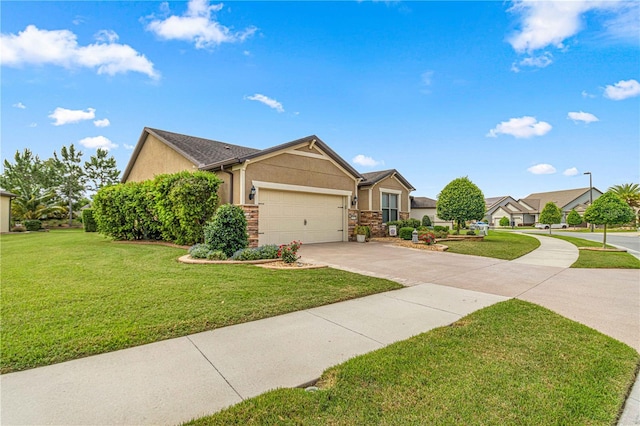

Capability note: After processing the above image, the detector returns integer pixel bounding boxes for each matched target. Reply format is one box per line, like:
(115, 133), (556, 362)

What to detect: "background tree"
(0, 149), (60, 220)
(85, 149), (121, 193)
(566, 209), (583, 230)
(539, 202), (562, 235)
(436, 177), (485, 234)
(499, 216), (510, 227)
(53, 145), (87, 226)
(608, 183), (640, 210)
(584, 192), (635, 248)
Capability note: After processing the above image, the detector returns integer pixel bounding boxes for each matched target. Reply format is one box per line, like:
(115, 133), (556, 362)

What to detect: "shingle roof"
(411, 196), (436, 208)
(359, 169), (416, 191)
(0, 190), (17, 197)
(122, 128), (363, 182)
(485, 196), (508, 209)
(147, 127), (260, 167)
(522, 187), (601, 211)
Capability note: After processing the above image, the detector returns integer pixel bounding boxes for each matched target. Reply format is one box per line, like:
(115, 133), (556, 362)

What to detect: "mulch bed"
(578, 247), (627, 252)
(369, 237), (448, 251)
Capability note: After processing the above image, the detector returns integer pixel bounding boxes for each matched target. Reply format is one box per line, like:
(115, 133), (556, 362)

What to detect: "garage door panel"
(258, 189), (345, 246)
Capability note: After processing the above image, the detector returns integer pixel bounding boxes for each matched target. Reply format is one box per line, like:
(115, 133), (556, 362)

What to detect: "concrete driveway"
(300, 241), (640, 351)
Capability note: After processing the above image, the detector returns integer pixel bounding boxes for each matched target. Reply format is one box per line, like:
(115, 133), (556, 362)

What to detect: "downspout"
(219, 166), (234, 204)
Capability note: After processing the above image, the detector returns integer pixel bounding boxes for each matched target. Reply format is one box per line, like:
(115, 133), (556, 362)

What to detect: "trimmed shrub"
(399, 227), (416, 240)
(82, 209), (97, 232)
(421, 215), (432, 227)
(205, 204), (248, 257)
(256, 244), (279, 259)
(434, 225), (449, 232)
(466, 230), (476, 235)
(231, 248), (261, 261)
(154, 171), (222, 245)
(434, 229), (448, 239)
(207, 250), (227, 260)
(24, 220), (42, 231)
(189, 243), (212, 259)
(499, 216), (510, 227)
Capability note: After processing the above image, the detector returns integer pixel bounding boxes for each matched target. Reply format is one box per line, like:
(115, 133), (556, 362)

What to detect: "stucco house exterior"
(486, 187), (603, 226)
(409, 196), (454, 227)
(0, 190), (17, 233)
(122, 127), (414, 245)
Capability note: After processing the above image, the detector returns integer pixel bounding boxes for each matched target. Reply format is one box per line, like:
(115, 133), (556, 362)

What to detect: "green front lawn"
(0, 231), (401, 373)
(444, 231), (540, 260)
(188, 300), (639, 425)
(548, 235), (640, 269)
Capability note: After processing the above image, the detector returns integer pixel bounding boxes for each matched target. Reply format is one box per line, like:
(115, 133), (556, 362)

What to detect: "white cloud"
(567, 111), (599, 124)
(604, 79), (640, 100)
(486, 116), (552, 138)
(563, 167), (579, 176)
(124, 144), (135, 150)
(0, 25), (159, 79)
(94, 118), (111, 127)
(94, 30), (119, 43)
(28, 123), (37, 128)
(581, 90), (596, 99)
(352, 154), (384, 168)
(13, 102), (26, 109)
(245, 94), (284, 112)
(511, 52), (553, 72)
(79, 136), (118, 150)
(507, 1), (593, 53)
(527, 163), (556, 175)
(49, 107), (95, 126)
(146, 0), (257, 49)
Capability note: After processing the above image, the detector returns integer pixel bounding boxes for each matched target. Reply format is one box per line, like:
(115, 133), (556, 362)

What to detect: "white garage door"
(258, 189), (345, 246)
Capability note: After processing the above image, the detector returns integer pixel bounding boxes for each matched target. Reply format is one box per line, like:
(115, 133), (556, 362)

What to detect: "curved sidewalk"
(510, 233), (579, 268)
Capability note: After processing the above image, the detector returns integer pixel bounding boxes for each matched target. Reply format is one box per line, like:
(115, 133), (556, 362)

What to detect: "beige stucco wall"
(1, 195), (12, 233)
(243, 153), (355, 204)
(360, 175), (411, 213)
(125, 134), (197, 182)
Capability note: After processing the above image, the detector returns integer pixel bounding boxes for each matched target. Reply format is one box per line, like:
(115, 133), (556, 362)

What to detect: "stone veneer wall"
(241, 205), (259, 248)
(359, 210), (384, 237)
(399, 211), (409, 221)
(348, 209), (358, 241)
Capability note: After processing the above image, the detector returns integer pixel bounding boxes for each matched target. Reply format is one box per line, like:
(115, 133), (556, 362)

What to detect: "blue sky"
(2, 0), (639, 199)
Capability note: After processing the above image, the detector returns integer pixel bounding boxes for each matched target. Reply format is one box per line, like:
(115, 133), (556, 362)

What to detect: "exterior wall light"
(249, 185), (256, 200)
(351, 196), (358, 206)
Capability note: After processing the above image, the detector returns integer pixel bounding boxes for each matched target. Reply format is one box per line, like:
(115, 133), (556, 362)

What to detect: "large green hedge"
(92, 171), (221, 245)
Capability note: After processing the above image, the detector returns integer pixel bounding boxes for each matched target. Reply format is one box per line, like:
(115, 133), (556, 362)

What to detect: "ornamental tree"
(584, 191), (635, 248)
(436, 177), (485, 235)
(539, 202), (562, 235)
(567, 209), (583, 230)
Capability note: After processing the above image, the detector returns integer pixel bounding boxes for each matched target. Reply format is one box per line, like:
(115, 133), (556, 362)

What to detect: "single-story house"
(486, 187), (603, 226)
(0, 190), (17, 233)
(409, 196), (454, 227)
(122, 127), (415, 246)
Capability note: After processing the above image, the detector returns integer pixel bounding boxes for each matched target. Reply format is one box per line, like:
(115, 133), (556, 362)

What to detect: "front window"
(382, 193), (398, 223)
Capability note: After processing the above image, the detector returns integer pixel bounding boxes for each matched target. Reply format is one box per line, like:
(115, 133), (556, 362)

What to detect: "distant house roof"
(522, 187), (602, 211)
(0, 190), (17, 198)
(359, 169), (416, 191)
(410, 196), (436, 209)
(122, 128), (363, 182)
(485, 196), (508, 209)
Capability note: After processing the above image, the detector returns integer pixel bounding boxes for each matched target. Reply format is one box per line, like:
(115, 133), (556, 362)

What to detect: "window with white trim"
(382, 193), (398, 223)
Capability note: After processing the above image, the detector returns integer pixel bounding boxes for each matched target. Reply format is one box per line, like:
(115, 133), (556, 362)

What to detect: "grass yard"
(187, 300), (639, 425)
(548, 235), (640, 269)
(0, 231), (401, 373)
(444, 231), (540, 260)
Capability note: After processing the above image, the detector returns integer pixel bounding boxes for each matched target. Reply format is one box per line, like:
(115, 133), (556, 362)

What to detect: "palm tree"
(11, 190), (64, 220)
(609, 183), (640, 209)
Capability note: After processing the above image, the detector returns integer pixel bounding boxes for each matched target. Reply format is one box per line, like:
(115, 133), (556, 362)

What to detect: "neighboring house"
(485, 187), (603, 226)
(122, 127), (415, 245)
(0, 191), (17, 233)
(409, 196), (454, 227)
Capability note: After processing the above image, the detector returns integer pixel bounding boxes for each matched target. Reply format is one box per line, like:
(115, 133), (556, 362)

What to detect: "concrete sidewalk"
(1, 284), (507, 425)
(510, 233), (579, 267)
